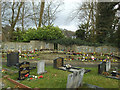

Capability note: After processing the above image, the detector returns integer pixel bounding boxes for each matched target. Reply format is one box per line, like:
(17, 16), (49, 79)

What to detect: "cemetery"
(1, 1), (120, 89)
(1, 48), (120, 89)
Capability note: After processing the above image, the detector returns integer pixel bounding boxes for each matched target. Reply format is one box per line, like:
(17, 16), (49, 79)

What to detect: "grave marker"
(98, 62), (105, 74)
(37, 61), (47, 75)
(106, 60), (111, 72)
(7, 52), (19, 67)
(53, 57), (64, 69)
(18, 62), (30, 80)
(98, 61), (111, 74)
(66, 68), (85, 88)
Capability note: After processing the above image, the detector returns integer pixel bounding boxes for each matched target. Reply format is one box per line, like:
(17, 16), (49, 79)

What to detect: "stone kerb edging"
(3, 75), (31, 88)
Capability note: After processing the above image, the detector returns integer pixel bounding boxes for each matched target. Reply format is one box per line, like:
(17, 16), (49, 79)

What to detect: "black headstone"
(7, 52), (19, 67)
(18, 61), (30, 80)
(53, 57), (64, 69)
(98, 61), (106, 74)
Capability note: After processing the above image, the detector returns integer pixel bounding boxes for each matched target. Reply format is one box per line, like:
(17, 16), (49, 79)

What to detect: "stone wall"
(2, 40), (54, 51)
(75, 45), (119, 56)
(2, 40), (120, 56)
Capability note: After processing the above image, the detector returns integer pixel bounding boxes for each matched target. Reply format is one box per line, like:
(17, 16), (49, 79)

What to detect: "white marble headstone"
(37, 61), (47, 74)
(106, 60), (111, 72)
(66, 68), (85, 88)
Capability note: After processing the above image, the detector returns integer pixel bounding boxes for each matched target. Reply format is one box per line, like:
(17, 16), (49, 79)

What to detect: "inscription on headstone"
(37, 61), (47, 75)
(18, 62), (30, 80)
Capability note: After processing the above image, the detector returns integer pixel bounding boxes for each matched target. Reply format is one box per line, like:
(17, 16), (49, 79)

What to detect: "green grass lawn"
(82, 67), (119, 88)
(2, 65), (120, 88)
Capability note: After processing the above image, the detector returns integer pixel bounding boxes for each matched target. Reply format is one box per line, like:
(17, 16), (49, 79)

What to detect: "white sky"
(54, 0), (82, 32)
(2, 0), (119, 32)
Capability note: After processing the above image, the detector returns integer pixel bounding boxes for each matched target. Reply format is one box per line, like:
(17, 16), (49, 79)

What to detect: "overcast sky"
(52, 0), (119, 32)
(54, 0), (82, 32)
(2, 0), (119, 32)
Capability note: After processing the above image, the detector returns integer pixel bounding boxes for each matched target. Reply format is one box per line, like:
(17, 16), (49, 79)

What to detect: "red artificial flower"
(25, 74), (29, 77)
(30, 77), (33, 80)
(38, 75), (43, 79)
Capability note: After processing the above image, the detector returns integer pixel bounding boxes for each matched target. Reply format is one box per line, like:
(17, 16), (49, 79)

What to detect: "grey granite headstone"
(37, 61), (47, 75)
(66, 68), (85, 88)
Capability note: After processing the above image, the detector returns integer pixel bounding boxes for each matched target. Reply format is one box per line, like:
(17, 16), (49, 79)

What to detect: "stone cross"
(37, 61), (47, 75)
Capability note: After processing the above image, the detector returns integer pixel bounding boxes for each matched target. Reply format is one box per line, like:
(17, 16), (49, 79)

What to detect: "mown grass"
(2, 65), (120, 88)
(82, 67), (119, 88)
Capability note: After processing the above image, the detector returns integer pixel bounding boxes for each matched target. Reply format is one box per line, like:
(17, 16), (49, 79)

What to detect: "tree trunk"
(38, 0), (45, 28)
(22, 3), (25, 31)
(10, 2), (23, 41)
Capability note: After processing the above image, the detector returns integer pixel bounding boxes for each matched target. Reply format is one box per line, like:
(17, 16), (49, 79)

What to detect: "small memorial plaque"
(18, 62), (30, 80)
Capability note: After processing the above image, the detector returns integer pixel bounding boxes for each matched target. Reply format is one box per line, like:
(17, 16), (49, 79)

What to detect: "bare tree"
(71, 1), (97, 42)
(31, 0), (63, 28)
(42, 0), (63, 26)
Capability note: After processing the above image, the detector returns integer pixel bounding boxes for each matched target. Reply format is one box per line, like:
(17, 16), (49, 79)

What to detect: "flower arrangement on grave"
(66, 64), (71, 69)
(102, 72), (110, 76)
(25, 74), (43, 80)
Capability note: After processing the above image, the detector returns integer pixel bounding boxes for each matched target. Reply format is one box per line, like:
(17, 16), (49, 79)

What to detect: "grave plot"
(19, 50), (39, 60)
(64, 51), (119, 63)
(18, 62), (30, 80)
(98, 61), (120, 80)
(2, 63), (120, 88)
(53, 57), (91, 73)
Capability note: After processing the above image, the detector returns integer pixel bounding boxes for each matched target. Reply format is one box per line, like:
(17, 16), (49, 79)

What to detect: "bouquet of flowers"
(66, 64), (71, 69)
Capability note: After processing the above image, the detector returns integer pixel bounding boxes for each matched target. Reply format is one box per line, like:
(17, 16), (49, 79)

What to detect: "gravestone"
(18, 61), (30, 80)
(106, 60), (111, 72)
(98, 61), (108, 74)
(66, 68), (85, 88)
(37, 61), (47, 75)
(98, 62), (104, 74)
(45, 43), (49, 49)
(53, 57), (64, 69)
(7, 52), (19, 67)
